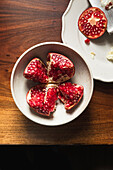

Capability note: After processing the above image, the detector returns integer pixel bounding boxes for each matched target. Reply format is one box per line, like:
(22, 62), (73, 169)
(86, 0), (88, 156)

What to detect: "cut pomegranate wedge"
(26, 84), (58, 116)
(58, 82), (84, 110)
(23, 58), (48, 83)
(78, 7), (107, 39)
(47, 53), (75, 83)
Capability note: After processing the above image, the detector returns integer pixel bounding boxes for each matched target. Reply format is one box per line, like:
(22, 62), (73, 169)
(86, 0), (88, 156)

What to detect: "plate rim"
(61, 0), (74, 44)
(61, 0), (113, 83)
(10, 41), (94, 126)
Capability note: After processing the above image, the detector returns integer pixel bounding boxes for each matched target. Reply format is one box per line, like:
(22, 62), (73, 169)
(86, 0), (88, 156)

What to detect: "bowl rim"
(10, 41), (94, 126)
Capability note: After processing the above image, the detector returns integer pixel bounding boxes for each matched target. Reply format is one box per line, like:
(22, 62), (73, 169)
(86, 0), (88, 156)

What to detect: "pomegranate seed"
(81, 17), (85, 21)
(85, 38), (90, 44)
(84, 19), (88, 23)
(89, 10), (93, 14)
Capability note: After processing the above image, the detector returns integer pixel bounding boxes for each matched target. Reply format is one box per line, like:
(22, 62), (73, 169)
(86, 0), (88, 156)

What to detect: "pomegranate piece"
(58, 82), (84, 110)
(23, 58), (48, 83)
(105, 2), (113, 10)
(47, 53), (75, 83)
(100, 0), (113, 10)
(78, 7), (107, 39)
(26, 84), (58, 116)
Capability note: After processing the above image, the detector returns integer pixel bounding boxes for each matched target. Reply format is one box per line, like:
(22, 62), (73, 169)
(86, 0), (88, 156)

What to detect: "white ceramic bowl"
(10, 42), (94, 126)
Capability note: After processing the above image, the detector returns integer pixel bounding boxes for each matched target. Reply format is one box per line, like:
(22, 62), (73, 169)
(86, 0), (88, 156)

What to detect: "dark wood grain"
(0, 0), (113, 145)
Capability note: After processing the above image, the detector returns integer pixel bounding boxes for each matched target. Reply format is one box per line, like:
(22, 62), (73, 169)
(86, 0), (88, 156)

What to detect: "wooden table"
(0, 0), (113, 145)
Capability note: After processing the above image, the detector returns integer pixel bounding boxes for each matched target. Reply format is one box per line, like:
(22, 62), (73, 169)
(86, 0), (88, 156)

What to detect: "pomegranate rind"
(47, 53), (75, 83)
(26, 84), (58, 116)
(78, 7), (107, 39)
(58, 82), (84, 110)
(23, 58), (48, 83)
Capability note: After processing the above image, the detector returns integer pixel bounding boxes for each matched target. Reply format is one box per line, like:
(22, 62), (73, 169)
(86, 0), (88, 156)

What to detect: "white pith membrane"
(88, 15), (100, 26)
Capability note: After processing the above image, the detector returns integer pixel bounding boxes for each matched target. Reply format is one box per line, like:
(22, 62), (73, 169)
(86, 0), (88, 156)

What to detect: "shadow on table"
(17, 79), (113, 145)
(23, 106), (92, 144)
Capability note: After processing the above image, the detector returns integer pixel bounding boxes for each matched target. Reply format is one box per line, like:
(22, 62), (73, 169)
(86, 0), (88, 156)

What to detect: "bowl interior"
(11, 42), (93, 126)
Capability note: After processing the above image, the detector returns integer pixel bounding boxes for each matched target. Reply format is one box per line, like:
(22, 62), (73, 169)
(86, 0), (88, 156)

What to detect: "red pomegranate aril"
(89, 10), (93, 14)
(96, 19), (106, 28)
(78, 7), (107, 39)
(85, 38), (90, 44)
(93, 11), (102, 18)
(81, 17), (85, 21)
(58, 82), (84, 110)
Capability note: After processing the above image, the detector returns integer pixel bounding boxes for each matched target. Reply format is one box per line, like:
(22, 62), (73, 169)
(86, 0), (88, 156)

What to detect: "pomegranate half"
(58, 82), (84, 110)
(78, 7), (107, 39)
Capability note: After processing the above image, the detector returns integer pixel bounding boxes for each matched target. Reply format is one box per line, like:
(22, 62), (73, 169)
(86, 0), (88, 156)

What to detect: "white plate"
(10, 42), (93, 126)
(62, 0), (113, 82)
